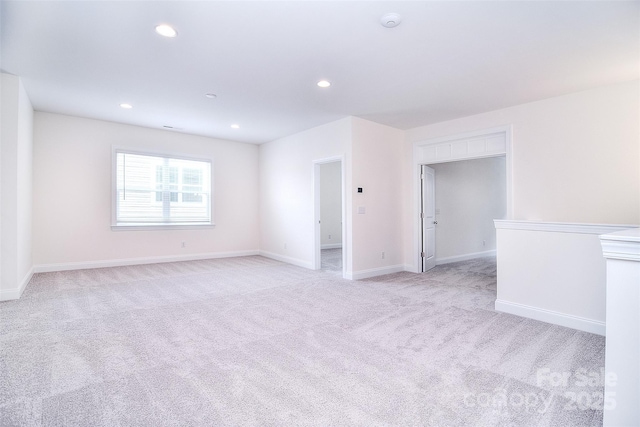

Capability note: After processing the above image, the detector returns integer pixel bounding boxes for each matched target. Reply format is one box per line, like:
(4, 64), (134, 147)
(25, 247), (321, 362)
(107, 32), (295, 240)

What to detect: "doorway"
(421, 157), (506, 272)
(313, 157), (345, 277)
(413, 125), (513, 273)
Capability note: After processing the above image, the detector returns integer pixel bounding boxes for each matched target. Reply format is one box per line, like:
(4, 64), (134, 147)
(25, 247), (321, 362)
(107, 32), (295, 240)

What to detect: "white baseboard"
(347, 264), (405, 280)
(321, 244), (342, 250)
(436, 250), (496, 265)
(403, 264), (420, 273)
(495, 299), (605, 336)
(258, 251), (314, 270)
(0, 267), (34, 301)
(33, 250), (260, 273)
(494, 220), (637, 235)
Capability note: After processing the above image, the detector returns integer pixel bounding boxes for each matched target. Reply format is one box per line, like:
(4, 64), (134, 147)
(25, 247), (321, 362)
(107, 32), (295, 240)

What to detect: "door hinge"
(421, 252), (426, 258)
(420, 173), (424, 180)
(420, 212), (424, 219)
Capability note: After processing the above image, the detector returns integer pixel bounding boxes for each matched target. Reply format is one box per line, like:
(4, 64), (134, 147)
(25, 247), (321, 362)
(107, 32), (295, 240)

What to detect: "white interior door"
(421, 165), (436, 272)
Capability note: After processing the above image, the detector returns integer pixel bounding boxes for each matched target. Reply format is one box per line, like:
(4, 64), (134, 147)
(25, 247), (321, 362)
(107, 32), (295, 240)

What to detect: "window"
(155, 165), (178, 202)
(114, 150), (212, 227)
(181, 168), (203, 203)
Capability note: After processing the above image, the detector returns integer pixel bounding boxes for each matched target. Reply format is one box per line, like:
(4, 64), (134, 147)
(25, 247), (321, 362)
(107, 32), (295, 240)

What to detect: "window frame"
(111, 147), (215, 231)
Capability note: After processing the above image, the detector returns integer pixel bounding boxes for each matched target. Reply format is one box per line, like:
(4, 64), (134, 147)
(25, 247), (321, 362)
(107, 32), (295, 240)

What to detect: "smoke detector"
(380, 13), (402, 28)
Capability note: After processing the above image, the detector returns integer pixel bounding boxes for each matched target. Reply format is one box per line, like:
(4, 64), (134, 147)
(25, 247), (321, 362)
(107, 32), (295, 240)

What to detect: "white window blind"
(114, 150), (212, 227)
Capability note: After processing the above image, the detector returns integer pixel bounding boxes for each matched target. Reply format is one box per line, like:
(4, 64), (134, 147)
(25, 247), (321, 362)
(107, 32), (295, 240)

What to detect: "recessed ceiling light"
(119, 103), (133, 109)
(317, 80), (331, 88)
(380, 13), (402, 28)
(231, 124), (240, 129)
(155, 24), (177, 38)
(205, 93), (217, 99)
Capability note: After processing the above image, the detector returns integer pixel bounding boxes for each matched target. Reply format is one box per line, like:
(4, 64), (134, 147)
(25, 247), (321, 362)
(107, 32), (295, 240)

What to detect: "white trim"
(600, 229), (640, 261)
(0, 267), (34, 301)
(436, 250), (496, 265)
(403, 264), (415, 272)
(505, 125), (514, 221)
(111, 224), (215, 231)
(412, 125), (513, 274)
(321, 243), (342, 250)
(600, 240), (640, 262)
(111, 146), (215, 229)
(258, 250), (314, 270)
(495, 299), (605, 336)
(313, 155), (346, 279)
(33, 250), (259, 273)
(348, 264), (405, 280)
(412, 125), (513, 147)
(495, 220), (638, 235)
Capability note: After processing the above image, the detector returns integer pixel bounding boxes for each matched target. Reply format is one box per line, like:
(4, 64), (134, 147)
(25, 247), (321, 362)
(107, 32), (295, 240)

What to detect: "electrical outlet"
(482, 240), (486, 246)
(181, 241), (186, 248)
(381, 251), (385, 259)
(284, 243), (287, 250)
(328, 234), (331, 240)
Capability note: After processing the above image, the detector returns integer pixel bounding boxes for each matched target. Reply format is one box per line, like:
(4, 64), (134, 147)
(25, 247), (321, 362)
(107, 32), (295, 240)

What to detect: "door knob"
(433, 221), (438, 225)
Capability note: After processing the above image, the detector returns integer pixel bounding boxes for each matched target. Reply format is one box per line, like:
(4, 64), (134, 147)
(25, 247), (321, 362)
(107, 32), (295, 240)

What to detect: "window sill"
(111, 223), (215, 231)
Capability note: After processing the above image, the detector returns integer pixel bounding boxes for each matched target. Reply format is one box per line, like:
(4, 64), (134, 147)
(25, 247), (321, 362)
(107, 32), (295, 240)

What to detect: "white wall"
(431, 156), (506, 261)
(405, 80), (639, 333)
(496, 229), (606, 321)
(259, 116), (406, 279)
(494, 222), (621, 335)
(350, 117), (405, 278)
(0, 73), (34, 300)
(259, 118), (352, 270)
(320, 161), (342, 248)
(33, 112), (259, 269)
(407, 80), (640, 226)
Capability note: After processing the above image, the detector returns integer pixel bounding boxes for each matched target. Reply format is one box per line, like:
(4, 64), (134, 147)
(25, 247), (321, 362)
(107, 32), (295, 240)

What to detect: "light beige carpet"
(0, 256), (605, 426)
(321, 248), (342, 272)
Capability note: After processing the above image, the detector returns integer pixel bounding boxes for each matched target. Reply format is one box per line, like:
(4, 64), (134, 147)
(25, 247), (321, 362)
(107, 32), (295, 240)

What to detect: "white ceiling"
(1, 1), (638, 144)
